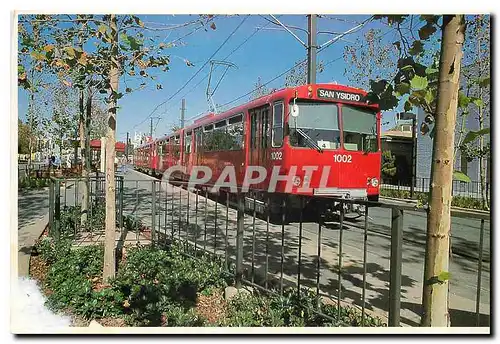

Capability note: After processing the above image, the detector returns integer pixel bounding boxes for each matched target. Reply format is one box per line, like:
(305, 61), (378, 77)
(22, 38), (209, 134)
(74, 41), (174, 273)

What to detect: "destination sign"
(317, 89), (367, 103)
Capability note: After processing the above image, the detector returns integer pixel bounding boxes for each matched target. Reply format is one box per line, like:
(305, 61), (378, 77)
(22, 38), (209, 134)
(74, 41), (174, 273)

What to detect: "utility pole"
(126, 132), (129, 163)
(307, 14), (317, 84)
(411, 116), (417, 198)
(181, 99), (186, 128)
(150, 116), (160, 139)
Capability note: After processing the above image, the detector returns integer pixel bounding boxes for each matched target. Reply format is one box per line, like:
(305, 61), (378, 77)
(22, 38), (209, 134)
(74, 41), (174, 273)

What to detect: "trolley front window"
(289, 102), (341, 150)
(342, 105), (378, 152)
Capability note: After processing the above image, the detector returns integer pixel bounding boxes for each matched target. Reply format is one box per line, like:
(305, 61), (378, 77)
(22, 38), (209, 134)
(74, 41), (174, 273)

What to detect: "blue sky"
(18, 14), (403, 143)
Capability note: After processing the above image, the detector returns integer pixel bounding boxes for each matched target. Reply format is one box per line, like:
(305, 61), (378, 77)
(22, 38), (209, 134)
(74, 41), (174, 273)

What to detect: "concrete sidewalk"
(17, 182), (78, 277)
(18, 213), (48, 276)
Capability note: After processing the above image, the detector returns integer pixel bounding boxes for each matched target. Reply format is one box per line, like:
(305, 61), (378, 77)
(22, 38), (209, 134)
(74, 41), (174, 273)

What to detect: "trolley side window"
(184, 131), (192, 154)
(226, 113), (244, 150)
(262, 108), (270, 149)
(272, 101), (284, 147)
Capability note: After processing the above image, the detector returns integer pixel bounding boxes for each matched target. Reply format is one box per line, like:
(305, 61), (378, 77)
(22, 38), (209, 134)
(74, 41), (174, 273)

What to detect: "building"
(381, 117), (414, 185)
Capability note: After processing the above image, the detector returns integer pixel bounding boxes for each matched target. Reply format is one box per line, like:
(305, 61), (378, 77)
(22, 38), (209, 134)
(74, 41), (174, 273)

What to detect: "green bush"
(451, 195), (485, 210)
(36, 236), (72, 265)
(162, 305), (206, 327)
(113, 245), (229, 326)
(221, 287), (384, 327)
(18, 177), (49, 190)
(36, 237), (384, 327)
(380, 188), (487, 210)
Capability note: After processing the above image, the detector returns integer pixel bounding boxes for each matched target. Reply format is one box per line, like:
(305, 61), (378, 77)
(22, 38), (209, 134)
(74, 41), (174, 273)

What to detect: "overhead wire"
(134, 15), (249, 129)
(150, 15), (280, 127)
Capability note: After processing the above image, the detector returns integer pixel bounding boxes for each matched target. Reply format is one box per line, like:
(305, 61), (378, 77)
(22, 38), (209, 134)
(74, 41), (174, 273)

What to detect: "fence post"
(119, 176), (124, 229)
(151, 180), (157, 247)
(48, 178), (54, 236)
(235, 192), (245, 289)
(54, 179), (61, 240)
(476, 219), (485, 326)
(389, 207), (403, 327)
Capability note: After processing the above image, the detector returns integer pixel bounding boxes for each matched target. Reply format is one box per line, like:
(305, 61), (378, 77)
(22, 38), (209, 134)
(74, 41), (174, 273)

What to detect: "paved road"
(111, 168), (490, 327)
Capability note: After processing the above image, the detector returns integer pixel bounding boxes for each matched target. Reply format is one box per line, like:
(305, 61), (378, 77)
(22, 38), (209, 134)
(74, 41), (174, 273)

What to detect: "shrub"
(221, 287), (384, 327)
(113, 245), (229, 326)
(36, 236), (72, 265)
(163, 305), (206, 327)
(451, 195), (485, 210)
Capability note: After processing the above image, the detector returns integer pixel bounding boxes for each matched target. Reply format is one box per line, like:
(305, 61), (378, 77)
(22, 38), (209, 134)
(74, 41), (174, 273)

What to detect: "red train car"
(134, 83), (381, 216)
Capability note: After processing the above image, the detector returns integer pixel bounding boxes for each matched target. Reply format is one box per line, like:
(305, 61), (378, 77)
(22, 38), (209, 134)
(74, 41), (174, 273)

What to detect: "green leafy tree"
(368, 14), (467, 327)
(17, 13), (217, 280)
(18, 119), (35, 154)
(381, 150), (397, 183)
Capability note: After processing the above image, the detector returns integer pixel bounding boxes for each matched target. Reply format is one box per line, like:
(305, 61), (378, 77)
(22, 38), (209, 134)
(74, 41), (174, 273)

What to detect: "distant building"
(381, 120), (414, 185)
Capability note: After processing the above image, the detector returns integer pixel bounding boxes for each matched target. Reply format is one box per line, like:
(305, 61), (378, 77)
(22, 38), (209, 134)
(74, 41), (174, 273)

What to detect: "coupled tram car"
(134, 83), (381, 220)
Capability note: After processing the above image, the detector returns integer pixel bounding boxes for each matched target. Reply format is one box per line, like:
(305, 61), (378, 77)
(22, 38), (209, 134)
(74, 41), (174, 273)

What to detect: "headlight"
(371, 178), (379, 187)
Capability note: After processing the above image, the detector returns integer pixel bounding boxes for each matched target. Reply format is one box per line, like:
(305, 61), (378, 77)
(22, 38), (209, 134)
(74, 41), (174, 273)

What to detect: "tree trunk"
(103, 14), (119, 281)
(79, 90), (88, 227)
(421, 15), (466, 327)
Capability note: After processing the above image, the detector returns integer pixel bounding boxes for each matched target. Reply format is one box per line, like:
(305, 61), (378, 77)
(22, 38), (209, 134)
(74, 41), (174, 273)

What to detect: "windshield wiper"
(295, 128), (324, 153)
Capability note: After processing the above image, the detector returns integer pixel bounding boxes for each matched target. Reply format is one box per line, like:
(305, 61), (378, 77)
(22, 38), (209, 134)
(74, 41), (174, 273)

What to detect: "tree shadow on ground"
(114, 180), (491, 328)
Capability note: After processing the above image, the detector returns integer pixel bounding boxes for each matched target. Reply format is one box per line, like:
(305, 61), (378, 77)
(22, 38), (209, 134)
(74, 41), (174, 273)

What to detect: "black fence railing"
(381, 177), (490, 200)
(47, 175), (491, 327)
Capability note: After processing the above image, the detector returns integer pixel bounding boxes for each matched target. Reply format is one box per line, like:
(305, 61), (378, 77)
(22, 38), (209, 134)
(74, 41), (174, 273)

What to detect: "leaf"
(156, 84), (163, 90)
(77, 52), (88, 66)
(409, 40), (424, 56)
(404, 101), (413, 112)
(43, 45), (54, 52)
(418, 23), (437, 41)
(424, 89), (434, 104)
(394, 82), (410, 96)
(369, 79), (388, 94)
(127, 36), (141, 50)
(425, 66), (438, 75)
(210, 22), (216, 30)
(453, 171), (471, 183)
(458, 92), (471, 108)
(462, 128), (490, 145)
(125, 87), (132, 93)
(133, 16), (144, 28)
(184, 59), (194, 67)
(410, 75), (428, 90)
(98, 24), (107, 35)
(420, 15), (439, 25)
(437, 271), (450, 282)
(64, 47), (76, 59)
(62, 80), (72, 87)
(478, 77), (490, 88)
(424, 114), (434, 124)
(400, 64), (414, 72)
(472, 98), (484, 108)
(393, 41), (401, 52)
(30, 51), (46, 61)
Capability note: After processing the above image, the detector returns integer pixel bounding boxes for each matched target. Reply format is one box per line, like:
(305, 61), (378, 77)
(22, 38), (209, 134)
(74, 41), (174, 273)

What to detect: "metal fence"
(47, 175), (490, 327)
(381, 177), (490, 200)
